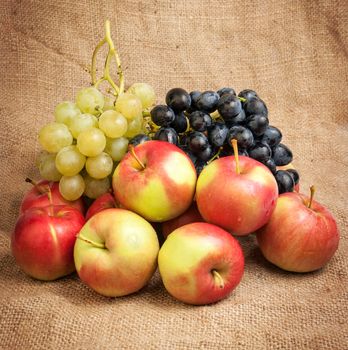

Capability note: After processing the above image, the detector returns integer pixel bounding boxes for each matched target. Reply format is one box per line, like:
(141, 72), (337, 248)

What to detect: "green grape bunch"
(36, 20), (156, 201)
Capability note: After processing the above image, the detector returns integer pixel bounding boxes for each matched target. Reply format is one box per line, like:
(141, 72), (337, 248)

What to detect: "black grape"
(166, 88), (191, 112)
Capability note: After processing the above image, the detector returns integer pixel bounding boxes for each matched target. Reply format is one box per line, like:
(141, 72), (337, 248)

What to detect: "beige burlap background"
(0, 0), (347, 349)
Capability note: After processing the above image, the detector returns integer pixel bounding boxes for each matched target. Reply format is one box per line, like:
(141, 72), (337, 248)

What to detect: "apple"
(256, 187), (339, 272)
(74, 208), (159, 297)
(158, 222), (244, 305)
(196, 141), (278, 235)
(162, 201), (204, 239)
(85, 192), (117, 220)
(11, 205), (85, 280)
(20, 178), (85, 214)
(112, 141), (197, 222)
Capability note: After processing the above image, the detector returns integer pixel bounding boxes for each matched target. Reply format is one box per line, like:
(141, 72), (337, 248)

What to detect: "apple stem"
(25, 177), (49, 194)
(76, 233), (106, 249)
(25, 177), (38, 186)
(308, 185), (315, 209)
(45, 187), (52, 204)
(231, 139), (240, 175)
(128, 145), (146, 170)
(212, 270), (224, 289)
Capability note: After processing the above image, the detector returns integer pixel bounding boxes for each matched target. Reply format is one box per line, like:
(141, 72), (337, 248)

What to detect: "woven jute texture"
(0, 0), (347, 349)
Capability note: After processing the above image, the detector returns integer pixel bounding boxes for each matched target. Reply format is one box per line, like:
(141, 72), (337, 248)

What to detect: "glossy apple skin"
(20, 180), (85, 214)
(162, 202), (204, 239)
(112, 141), (197, 222)
(74, 208), (159, 297)
(85, 193), (117, 220)
(11, 205), (85, 280)
(158, 222), (244, 305)
(256, 192), (339, 272)
(196, 156), (278, 236)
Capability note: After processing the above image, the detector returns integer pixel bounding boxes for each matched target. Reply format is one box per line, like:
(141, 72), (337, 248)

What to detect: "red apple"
(11, 205), (85, 280)
(20, 179), (85, 214)
(85, 192), (117, 220)
(74, 208), (159, 297)
(256, 188), (339, 272)
(158, 222), (244, 305)
(162, 202), (204, 239)
(112, 141), (197, 222)
(196, 147), (278, 236)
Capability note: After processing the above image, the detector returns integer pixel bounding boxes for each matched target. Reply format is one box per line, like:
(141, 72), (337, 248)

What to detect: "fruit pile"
(11, 21), (340, 306)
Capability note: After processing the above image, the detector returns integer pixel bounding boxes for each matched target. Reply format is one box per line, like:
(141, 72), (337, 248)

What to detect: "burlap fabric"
(0, 0), (347, 349)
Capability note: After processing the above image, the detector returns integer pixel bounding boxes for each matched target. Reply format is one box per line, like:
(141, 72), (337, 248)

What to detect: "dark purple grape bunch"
(145, 86), (299, 192)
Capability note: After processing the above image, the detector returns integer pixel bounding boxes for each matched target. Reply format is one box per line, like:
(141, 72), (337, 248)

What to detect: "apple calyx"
(128, 145), (146, 170)
(76, 233), (106, 249)
(307, 185), (316, 209)
(212, 269), (224, 289)
(231, 139), (241, 175)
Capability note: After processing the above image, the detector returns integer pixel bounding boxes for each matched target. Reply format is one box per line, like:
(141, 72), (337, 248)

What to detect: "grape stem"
(231, 139), (241, 174)
(307, 185), (315, 209)
(184, 116), (191, 133)
(90, 20), (125, 96)
(91, 38), (106, 85)
(210, 111), (220, 120)
(207, 147), (223, 164)
(142, 110), (151, 118)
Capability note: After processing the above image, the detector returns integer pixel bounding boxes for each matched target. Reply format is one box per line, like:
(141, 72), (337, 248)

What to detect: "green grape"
(115, 93), (142, 121)
(127, 83), (156, 109)
(36, 150), (50, 168)
(69, 113), (98, 138)
(103, 95), (116, 111)
(38, 122), (73, 153)
(104, 137), (129, 161)
(55, 145), (86, 176)
(54, 101), (81, 126)
(76, 87), (104, 115)
(124, 114), (143, 138)
(59, 174), (85, 201)
(83, 174), (110, 199)
(77, 127), (106, 157)
(98, 110), (128, 138)
(38, 153), (62, 181)
(85, 152), (113, 179)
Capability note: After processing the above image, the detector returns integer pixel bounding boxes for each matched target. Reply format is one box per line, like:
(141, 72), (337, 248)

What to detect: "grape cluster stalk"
(36, 21), (156, 201)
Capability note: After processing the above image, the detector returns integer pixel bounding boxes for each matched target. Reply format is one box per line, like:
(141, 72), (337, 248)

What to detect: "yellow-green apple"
(112, 141), (197, 222)
(158, 222), (244, 305)
(11, 205), (85, 280)
(20, 178), (85, 214)
(162, 202), (204, 239)
(256, 187), (339, 272)
(74, 208), (159, 297)
(85, 192), (117, 220)
(196, 141), (278, 235)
